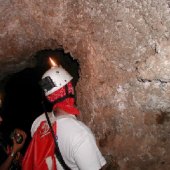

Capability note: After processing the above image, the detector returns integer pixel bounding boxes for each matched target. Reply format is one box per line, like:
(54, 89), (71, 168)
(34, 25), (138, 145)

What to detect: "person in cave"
(0, 115), (27, 170)
(22, 61), (106, 170)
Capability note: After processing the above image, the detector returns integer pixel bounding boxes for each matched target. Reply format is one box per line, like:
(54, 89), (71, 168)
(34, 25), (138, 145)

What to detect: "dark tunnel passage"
(0, 49), (79, 151)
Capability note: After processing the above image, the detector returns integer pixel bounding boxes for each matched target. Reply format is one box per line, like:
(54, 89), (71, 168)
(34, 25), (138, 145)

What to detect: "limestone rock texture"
(1, 0), (170, 169)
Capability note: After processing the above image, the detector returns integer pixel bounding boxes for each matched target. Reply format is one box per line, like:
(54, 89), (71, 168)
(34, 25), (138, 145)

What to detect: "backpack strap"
(43, 102), (71, 170)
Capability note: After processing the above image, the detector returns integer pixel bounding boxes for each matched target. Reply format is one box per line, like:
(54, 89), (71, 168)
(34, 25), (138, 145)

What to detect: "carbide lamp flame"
(49, 57), (57, 67)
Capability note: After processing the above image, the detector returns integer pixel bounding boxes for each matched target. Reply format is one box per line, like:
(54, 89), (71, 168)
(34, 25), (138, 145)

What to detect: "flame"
(49, 57), (58, 67)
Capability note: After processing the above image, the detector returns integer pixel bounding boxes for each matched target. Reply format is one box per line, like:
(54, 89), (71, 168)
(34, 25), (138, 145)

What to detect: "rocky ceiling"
(1, 0), (170, 169)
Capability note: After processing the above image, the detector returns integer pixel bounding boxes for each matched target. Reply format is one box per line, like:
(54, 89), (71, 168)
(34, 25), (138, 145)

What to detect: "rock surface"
(0, 0), (170, 169)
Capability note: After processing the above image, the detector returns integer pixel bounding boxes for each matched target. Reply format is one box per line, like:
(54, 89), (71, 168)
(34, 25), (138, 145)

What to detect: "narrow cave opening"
(0, 48), (79, 150)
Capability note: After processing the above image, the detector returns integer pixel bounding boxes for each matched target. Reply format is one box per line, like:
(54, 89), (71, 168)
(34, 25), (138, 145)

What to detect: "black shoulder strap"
(42, 102), (71, 170)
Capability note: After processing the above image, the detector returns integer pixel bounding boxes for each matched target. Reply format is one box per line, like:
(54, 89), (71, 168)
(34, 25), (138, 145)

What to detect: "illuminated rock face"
(1, 0), (170, 169)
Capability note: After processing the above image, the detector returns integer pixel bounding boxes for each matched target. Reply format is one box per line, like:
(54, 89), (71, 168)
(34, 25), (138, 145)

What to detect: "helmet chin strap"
(47, 82), (80, 115)
(51, 83), (75, 106)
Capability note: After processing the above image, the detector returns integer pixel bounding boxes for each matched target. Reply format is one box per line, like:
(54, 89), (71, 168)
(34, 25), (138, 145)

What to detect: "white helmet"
(40, 66), (73, 96)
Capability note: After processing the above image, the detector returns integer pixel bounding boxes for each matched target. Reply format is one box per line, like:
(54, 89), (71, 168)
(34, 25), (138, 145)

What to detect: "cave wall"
(1, 0), (170, 169)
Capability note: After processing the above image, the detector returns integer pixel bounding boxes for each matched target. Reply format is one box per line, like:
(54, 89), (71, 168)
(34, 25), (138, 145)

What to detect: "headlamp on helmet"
(40, 66), (73, 96)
